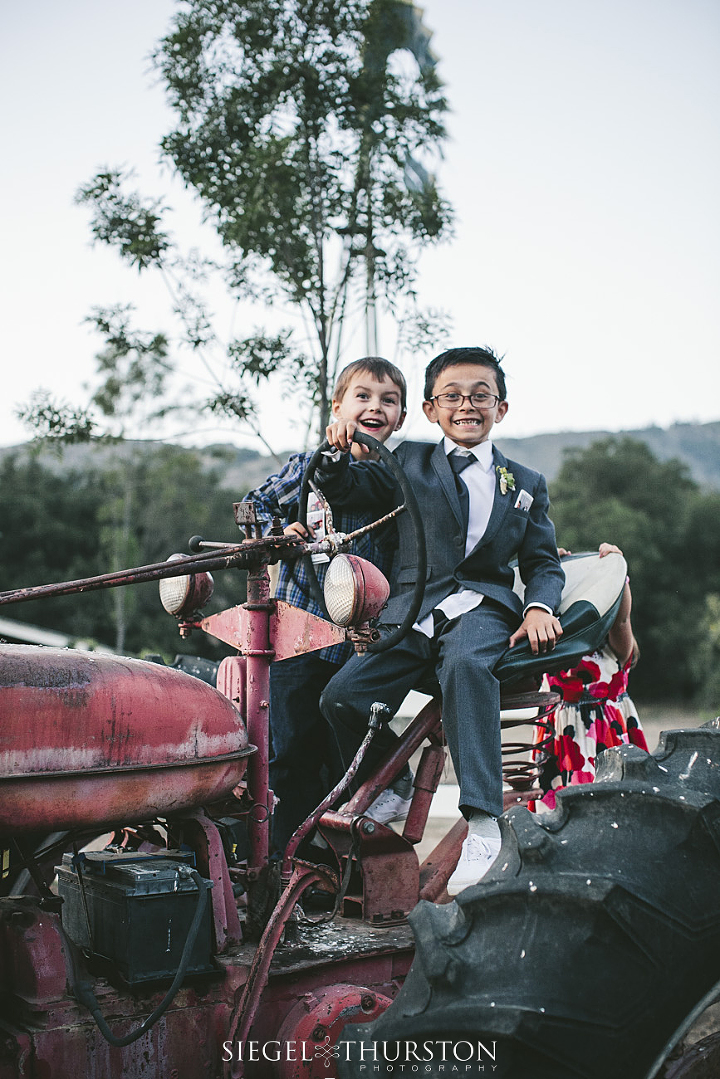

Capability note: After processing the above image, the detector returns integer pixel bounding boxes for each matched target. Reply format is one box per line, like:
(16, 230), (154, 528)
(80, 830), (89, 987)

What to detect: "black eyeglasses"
(428, 392), (500, 409)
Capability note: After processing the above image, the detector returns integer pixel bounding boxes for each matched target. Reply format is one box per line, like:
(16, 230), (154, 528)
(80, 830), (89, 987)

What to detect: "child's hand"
(557, 546), (571, 557)
(599, 542), (623, 557)
(284, 522), (310, 540)
(508, 608), (563, 655)
(325, 419), (370, 454)
(325, 419), (356, 452)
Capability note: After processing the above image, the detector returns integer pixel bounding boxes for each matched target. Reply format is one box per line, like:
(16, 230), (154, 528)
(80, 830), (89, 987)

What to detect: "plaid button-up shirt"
(244, 452), (396, 664)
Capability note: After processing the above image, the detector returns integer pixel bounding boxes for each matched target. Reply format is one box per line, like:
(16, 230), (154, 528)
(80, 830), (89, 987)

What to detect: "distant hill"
(494, 420), (720, 489)
(2, 419), (719, 491)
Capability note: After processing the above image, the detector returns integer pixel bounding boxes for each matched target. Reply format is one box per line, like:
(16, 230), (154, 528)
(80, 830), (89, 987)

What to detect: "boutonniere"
(496, 466), (515, 495)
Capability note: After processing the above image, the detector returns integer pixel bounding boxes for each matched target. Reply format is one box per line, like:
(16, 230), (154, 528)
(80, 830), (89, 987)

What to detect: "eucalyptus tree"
(69, 0), (452, 443)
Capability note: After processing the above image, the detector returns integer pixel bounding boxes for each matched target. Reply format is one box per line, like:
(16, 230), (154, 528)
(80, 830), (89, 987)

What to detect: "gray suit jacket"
(320, 440), (564, 626)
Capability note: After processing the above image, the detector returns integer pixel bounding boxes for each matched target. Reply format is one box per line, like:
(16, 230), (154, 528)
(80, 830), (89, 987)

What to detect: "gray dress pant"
(320, 599), (518, 818)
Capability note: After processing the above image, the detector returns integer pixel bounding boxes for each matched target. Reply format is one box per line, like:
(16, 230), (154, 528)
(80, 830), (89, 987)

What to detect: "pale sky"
(2, 0), (718, 454)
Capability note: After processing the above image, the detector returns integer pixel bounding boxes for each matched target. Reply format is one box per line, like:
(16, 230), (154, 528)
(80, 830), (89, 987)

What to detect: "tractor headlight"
(159, 554), (214, 617)
(323, 555), (390, 627)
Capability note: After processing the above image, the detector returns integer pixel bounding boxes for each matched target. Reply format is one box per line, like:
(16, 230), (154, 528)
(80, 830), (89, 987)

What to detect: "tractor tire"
(337, 721), (720, 1079)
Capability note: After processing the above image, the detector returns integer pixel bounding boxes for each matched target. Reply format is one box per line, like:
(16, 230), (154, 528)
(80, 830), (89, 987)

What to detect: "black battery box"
(56, 850), (214, 984)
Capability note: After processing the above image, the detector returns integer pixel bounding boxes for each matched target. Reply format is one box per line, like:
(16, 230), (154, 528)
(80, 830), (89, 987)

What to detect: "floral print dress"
(533, 644), (648, 811)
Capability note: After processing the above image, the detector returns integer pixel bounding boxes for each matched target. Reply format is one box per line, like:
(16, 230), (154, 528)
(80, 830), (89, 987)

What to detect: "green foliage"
(692, 594), (720, 715)
(16, 390), (96, 446)
(155, 0), (450, 285)
(550, 437), (720, 704)
(101, 444), (244, 656)
(227, 330), (315, 394)
(0, 448), (244, 661)
(18, 307), (173, 443)
(0, 456), (107, 641)
(86, 306), (172, 424)
(75, 168), (171, 271)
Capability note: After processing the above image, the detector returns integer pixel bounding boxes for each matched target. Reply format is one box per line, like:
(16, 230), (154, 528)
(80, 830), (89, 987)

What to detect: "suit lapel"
(431, 441), (465, 529)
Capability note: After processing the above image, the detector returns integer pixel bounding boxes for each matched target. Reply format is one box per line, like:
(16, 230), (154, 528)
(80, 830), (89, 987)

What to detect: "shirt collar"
(443, 436), (494, 470)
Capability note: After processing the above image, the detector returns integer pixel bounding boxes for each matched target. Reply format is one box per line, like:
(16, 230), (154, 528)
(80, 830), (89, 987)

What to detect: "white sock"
(467, 811), (501, 842)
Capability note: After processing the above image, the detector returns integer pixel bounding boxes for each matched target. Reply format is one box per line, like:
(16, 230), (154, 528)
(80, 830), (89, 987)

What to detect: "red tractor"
(1, 434), (718, 1079)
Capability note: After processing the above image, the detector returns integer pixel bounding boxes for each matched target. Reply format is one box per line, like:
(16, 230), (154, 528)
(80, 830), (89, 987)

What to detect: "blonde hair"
(333, 357), (407, 411)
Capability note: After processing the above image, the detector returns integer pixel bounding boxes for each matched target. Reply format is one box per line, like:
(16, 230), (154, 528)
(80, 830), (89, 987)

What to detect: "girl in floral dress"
(534, 543), (648, 811)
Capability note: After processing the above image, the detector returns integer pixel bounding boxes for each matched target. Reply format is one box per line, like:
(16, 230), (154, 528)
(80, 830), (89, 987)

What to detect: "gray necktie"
(448, 452), (473, 532)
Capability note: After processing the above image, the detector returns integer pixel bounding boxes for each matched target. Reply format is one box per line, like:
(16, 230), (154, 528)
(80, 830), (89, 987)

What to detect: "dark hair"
(334, 357), (407, 411)
(424, 346), (507, 402)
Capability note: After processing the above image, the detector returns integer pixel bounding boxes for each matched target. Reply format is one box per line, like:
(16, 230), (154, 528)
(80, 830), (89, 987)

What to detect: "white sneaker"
(447, 833), (502, 895)
(364, 788), (414, 824)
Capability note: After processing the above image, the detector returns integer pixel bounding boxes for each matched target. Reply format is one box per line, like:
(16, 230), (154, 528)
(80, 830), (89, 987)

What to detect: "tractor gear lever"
(369, 702), (392, 730)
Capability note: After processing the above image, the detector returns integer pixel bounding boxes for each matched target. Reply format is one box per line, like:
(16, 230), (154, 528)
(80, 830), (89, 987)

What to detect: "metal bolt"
(362, 821), (376, 834)
(311, 1025), (326, 1042)
(361, 994), (375, 1012)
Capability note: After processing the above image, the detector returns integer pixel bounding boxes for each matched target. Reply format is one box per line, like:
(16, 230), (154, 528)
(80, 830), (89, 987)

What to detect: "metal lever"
(369, 702), (392, 730)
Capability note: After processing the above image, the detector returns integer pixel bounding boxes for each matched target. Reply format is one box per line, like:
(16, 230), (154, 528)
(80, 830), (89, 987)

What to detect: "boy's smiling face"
(333, 372), (406, 451)
(422, 362), (508, 448)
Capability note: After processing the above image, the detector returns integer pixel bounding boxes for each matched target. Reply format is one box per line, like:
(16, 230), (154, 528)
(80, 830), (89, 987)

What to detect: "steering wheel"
(298, 431), (427, 653)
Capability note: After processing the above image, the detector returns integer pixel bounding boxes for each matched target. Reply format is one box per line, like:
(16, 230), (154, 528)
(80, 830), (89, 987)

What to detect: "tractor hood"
(0, 645), (252, 834)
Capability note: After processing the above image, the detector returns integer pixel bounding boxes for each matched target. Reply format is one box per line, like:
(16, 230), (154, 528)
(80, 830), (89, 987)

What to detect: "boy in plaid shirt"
(245, 357), (406, 851)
